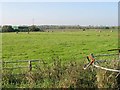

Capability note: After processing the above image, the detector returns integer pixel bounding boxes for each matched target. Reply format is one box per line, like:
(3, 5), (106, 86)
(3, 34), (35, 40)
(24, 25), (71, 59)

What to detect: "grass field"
(2, 29), (119, 88)
(2, 29), (118, 62)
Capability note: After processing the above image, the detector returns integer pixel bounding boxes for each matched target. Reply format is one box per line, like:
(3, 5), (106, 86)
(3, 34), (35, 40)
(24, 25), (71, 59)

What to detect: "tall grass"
(95, 52), (119, 88)
(2, 57), (97, 88)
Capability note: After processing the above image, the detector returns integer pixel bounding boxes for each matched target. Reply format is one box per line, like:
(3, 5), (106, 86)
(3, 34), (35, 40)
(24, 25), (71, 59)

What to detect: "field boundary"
(2, 60), (41, 71)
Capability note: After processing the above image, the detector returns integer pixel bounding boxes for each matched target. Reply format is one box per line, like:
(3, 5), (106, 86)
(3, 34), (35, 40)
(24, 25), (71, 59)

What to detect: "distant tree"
(2, 25), (14, 32)
(29, 25), (43, 32)
(105, 27), (110, 29)
(83, 28), (86, 31)
(111, 26), (115, 29)
(59, 26), (65, 29)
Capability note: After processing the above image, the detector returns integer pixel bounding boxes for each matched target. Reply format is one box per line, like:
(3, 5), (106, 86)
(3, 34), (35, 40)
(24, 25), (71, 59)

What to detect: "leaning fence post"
(28, 60), (32, 71)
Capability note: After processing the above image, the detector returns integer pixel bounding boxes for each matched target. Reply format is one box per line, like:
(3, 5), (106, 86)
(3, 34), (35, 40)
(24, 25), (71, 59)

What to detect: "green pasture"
(2, 29), (118, 63)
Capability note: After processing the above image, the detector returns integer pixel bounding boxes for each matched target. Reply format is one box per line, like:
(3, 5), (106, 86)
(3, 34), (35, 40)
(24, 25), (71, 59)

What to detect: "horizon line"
(0, 24), (118, 27)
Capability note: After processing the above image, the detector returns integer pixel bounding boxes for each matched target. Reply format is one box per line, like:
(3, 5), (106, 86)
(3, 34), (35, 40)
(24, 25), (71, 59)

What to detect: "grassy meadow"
(2, 29), (118, 62)
(2, 29), (119, 88)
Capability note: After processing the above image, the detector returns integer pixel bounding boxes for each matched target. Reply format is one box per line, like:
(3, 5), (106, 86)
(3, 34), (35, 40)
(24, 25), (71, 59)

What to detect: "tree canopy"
(2, 25), (14, 32)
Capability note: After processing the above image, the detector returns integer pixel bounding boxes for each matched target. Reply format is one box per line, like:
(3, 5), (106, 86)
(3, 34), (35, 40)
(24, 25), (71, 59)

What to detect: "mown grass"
(2, 29), (119, 88)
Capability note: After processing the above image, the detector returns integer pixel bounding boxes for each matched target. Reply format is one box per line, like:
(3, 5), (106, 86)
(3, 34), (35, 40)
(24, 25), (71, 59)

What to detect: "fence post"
(28, 60), (32, 71)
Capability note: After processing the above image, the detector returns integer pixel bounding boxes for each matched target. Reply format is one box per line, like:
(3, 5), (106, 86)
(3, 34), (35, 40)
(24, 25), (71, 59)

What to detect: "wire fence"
(84, 52), (119, 70)
(2, 59), (49, 87)
(94, 53), (119, 71)
(2, 60), (41, 71)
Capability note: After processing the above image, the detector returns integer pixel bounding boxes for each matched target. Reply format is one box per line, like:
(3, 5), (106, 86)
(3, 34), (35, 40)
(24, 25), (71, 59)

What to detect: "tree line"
(0, 25), (117, 32)
(1, 25), (44, 32)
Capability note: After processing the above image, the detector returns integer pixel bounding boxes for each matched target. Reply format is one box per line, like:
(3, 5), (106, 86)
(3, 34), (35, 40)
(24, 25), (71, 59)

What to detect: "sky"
(1, 1), (118, 26)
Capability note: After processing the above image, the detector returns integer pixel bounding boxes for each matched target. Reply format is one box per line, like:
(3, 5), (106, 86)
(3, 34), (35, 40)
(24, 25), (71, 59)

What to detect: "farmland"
(2, 29), (118, 62)
(2, 29), (119, 88)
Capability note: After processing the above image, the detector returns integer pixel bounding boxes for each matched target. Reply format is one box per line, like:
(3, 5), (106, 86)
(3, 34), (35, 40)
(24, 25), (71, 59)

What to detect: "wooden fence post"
(28, 61), (32, 71)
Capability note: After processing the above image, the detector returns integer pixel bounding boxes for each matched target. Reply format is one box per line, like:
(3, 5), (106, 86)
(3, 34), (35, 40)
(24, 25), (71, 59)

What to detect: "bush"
(2, 25), (14, 32)
(29, 25), (44, 32)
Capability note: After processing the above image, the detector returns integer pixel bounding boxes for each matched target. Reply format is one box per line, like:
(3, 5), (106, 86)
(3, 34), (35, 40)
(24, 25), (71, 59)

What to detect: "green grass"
(2, 29), (119, 88)
(2, 29), (118, 62)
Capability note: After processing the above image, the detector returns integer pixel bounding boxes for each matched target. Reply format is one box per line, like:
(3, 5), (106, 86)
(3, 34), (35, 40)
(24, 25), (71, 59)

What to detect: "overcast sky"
(1, 1), (118, 26)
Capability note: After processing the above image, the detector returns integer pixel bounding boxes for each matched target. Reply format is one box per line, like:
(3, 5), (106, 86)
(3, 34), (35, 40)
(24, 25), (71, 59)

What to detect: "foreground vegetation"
(2, 29), (119, 88)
